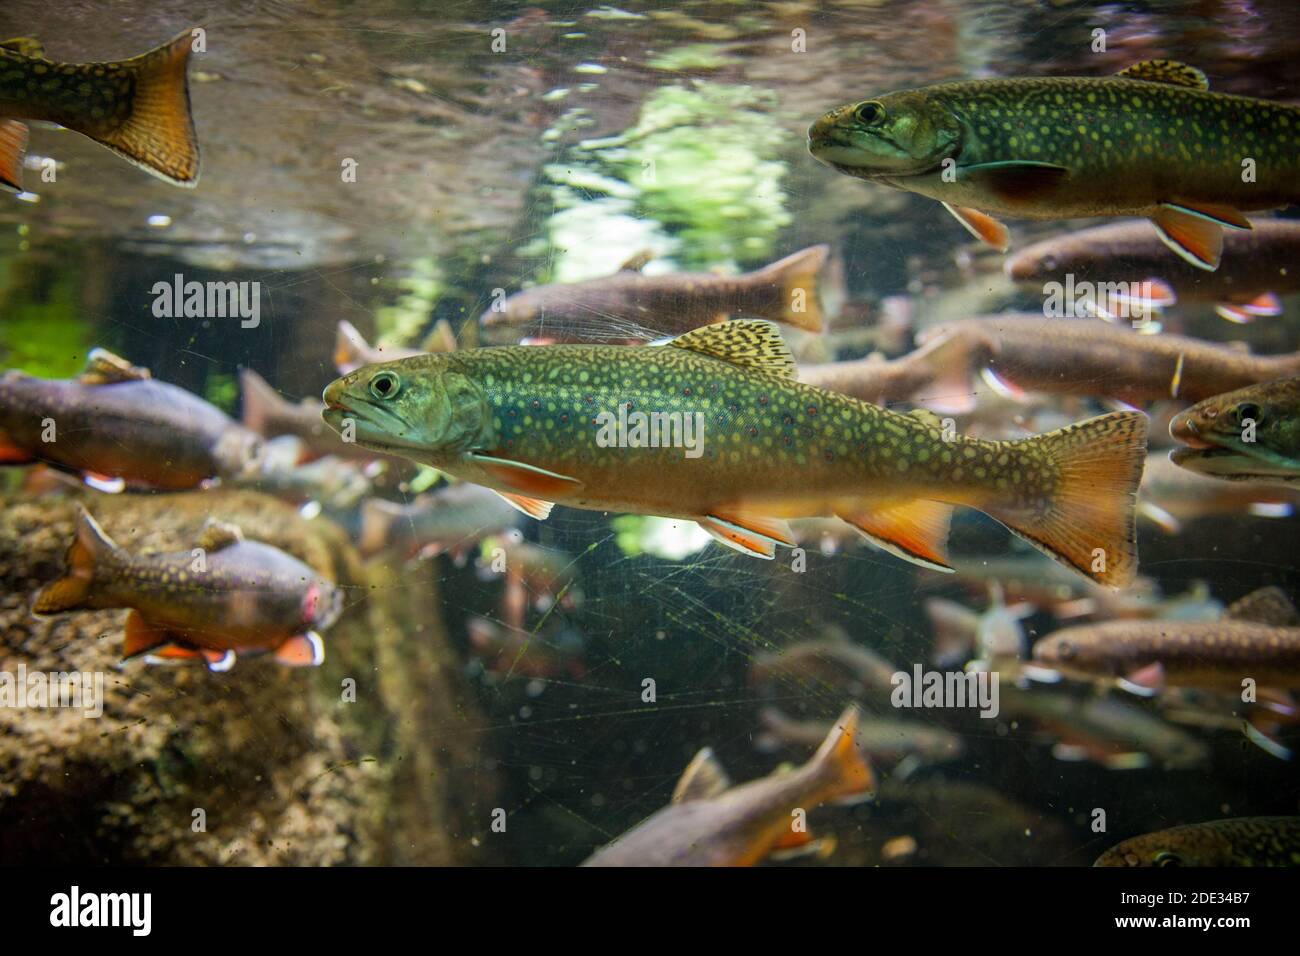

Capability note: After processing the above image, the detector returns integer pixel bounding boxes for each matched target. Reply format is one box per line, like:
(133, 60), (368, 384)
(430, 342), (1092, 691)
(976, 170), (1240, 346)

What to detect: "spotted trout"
(808, 60), (1300, 270)
(33, 506), (342, 671)
(1169, 376), (1300, 484)
(1006, 219), (1300, 322)
(1033, 586), (1300, 690)
(582, 705), (873, 866)
(1095, 816), (1300, 867)
(0, 29), (199, 189)
(925, 314), (1300, 405)
(0, 349), (262, 490)
(482, 246), (828, 337)
(321, 321), (1148, 587)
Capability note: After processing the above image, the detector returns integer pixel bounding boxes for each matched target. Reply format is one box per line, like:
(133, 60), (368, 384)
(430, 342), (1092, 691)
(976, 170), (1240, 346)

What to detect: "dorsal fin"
(78, 348), (151, 384)
(671, 747), (732, 803)
(0, 38), (46, 58)
(196, 519), (245, 553)
(663, 320), (795, 378)
(1117, 60), (1208, 90)
(908, 408), (945, 429)
(618, 249), (654, 273)
(420, 318), (458, 353)
(1224, 586), (1300, 626)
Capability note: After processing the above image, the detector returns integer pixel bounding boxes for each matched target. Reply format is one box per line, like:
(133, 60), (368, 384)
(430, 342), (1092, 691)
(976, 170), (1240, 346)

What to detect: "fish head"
(1003, 239), (1069, 281)
(808, 91), (961, 179)
(1169, 380), (1300, 482)
(1030, 627), (1109, 676)
(321, 356), (489, 463)
(1094, 829), (1232, 867)
(301, 579), (343, 631)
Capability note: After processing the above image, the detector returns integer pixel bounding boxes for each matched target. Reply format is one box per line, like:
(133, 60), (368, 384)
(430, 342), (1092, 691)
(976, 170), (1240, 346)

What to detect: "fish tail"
(753, 244), (828, 333)
(84, 29), (200, 186)
(0, 119), (29, 192)
(993, 411), (1148, 589)
(807, 705), (875, 802)
(32, 505), (118, 614)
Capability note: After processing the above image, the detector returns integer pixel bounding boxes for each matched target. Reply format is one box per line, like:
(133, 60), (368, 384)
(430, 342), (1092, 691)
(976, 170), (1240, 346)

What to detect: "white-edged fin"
(82, 473), (126, 494)
(941, 202), (1010, 252)
(699, 515), (780, 558)
(468, 452), (583, 499)
(274, 632), (324, 667)
(494, 491), (555, 520)
(1243, 719), (1293, 761)
(671, 747), (732, 803)
(203, 649), (237, 673)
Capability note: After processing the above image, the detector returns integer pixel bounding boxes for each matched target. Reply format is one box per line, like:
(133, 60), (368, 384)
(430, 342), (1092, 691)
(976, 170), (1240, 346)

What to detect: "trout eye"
(1233, 402), (1261, 425)
(853, 101), (886, 126)
(1153, 851), (1183, 867)
(369, 370), (401, 401)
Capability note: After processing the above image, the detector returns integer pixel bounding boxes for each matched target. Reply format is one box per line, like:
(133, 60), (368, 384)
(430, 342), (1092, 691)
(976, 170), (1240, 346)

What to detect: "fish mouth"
(1169, 445), (1300, 482)
(320, 393), (430, 457)
(1167, 414), (1215, 449)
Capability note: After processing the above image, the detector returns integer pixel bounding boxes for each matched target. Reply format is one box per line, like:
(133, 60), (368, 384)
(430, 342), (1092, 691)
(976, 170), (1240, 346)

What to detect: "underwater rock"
(0, 489), (495, 864)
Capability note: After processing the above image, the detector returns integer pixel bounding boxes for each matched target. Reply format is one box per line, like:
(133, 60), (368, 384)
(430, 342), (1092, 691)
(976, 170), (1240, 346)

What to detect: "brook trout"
(321, 321), (1148, 587)
(582, 705), (873, 866)
(34, 506), (342, 671)
(1006, 219), (1300, 322)
(1170, 376), (1300, 484)
(1095, 816), (1300, 867)
(808, 60), (1300, 270)
(924, 315), (1300, 405)
(1033, 587), (1300, 690)
(0, 349), (262, 490)
(0, 29), (199, 188)
(482, 246), (828, 336)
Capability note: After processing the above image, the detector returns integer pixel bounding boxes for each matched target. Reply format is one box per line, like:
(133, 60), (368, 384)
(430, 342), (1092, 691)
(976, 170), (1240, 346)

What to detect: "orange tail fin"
(0, 119), (29, 192)
(754, 245), (828, 333)
(86, 29), (200, 186)
(807, 705), (876, 802)
(32, 505), (118, 614)
(992, 411), (1148, 589)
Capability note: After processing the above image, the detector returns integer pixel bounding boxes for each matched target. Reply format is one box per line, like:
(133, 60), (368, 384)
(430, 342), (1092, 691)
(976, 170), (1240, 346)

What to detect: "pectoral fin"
(469, 452), (583, 500)
(941, 203), (1011, 252)
(837, 500), (956, 572)
(956, 161), (1071, 203)
(122, 610), (174, 660)
(1151, 202), (1250, 271)
(698, 512), (795, 559)
(671, 748), (732, 803)
(494, 491), (555, 520)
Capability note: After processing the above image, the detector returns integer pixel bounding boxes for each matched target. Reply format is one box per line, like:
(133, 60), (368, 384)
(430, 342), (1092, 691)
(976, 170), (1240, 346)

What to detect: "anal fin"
(837, 500), (956, 572)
